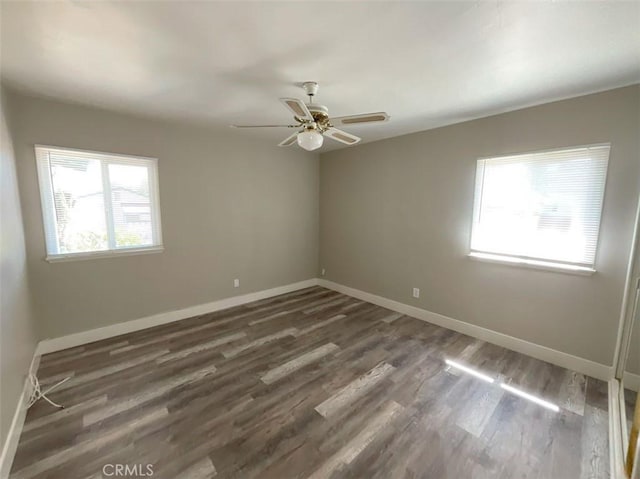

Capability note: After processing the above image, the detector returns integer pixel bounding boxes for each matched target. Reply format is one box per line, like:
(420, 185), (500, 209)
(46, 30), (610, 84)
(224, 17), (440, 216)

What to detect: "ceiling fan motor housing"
(302, 81), (319, 97)
(306, 104), (330, 128)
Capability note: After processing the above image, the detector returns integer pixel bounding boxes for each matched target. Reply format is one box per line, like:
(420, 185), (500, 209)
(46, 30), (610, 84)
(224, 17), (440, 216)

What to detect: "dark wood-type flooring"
(10, 287), (609, 478)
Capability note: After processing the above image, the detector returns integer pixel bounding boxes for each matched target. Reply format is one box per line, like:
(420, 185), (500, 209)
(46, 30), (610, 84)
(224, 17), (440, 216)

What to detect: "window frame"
(35, 145), (164, 262)
(467, 143), (610, 275)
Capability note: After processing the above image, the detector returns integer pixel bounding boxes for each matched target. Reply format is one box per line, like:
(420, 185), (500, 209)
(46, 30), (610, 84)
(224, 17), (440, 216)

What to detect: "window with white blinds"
(470, 144), (610, 271)
(35, 146), (163, 261)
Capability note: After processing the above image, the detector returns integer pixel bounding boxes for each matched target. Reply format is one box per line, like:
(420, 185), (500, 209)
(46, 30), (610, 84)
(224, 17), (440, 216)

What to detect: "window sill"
(45, 246), (164, 263)
(467, 252), (596, 276)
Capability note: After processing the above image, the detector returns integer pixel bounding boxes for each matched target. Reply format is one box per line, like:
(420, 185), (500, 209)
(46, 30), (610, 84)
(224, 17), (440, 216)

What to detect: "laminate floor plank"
(559, 370), (588, 417)
(307, 400), (404, 479)
(314, 362), (396, 418)
(261, 343), (340, 385)
(579, 405), (609, 479)
(11, 287), (609, 479)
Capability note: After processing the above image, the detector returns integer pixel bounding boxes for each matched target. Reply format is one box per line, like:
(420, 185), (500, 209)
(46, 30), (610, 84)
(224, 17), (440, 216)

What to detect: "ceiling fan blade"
(231, 124), (297, 128)
(325, 127), (361, 146)
(278, 132), (299, 147)
(331, 112), (389, 126)
(279, 98), (314, 122)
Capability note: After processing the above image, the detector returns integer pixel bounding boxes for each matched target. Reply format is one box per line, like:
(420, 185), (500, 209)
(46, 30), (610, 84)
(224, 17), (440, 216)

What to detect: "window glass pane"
(108, 164), (153, 248)
(49, 155), (108, 254)
(470, 146), (609, 267)
(36, 146), (162, 259)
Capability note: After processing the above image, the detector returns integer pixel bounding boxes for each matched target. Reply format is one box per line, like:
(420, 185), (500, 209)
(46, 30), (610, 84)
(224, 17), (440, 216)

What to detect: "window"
(470, 144), (610, 273)
(35, 146), (163, 261)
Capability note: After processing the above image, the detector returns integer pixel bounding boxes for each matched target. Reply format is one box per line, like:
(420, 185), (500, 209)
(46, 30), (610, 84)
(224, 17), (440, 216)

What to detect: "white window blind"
(35, 146), (163, 261)
(470, 144), (610, 270)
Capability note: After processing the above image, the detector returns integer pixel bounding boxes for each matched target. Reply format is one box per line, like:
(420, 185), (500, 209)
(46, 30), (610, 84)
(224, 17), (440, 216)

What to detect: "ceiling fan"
(231, 82), (389, 151)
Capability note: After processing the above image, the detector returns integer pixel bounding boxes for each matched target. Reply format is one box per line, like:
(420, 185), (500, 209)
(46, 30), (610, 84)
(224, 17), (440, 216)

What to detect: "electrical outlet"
(321, 268), (326, 276)
(234, 279), (240, 288)
(412, 288), (420, 298)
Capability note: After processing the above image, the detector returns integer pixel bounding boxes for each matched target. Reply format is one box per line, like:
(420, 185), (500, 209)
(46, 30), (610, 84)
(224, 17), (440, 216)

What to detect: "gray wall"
(320, 85), (640, 366)
(9, 92), (319, 339)
(0, 88), (37, 450)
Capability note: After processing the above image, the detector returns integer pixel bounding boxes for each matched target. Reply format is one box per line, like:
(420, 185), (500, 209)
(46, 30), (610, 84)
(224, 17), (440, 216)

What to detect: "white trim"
(477, 142), (612, 162)
(609, 379), (627, 479)
(46, 246), (164, 263)
(613, 194), (640, 379)
(0, 351), (40, 479)
(468, 252), (596, 276)
(101, 160), (117, 250)
(470, 143), (609, 273)
(317, 279), (612, 381)
(34, 145), (163, 260)
(36, 279), (319, 355)
(34, 144), (158, 163)
(619, 380), (630, 458)
(624, 371), (640, 392)
(148, 154), (163, 248)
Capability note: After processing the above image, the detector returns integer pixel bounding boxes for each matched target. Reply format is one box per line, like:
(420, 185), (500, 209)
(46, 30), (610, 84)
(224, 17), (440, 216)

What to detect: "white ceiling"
(1, 1), (639, 151)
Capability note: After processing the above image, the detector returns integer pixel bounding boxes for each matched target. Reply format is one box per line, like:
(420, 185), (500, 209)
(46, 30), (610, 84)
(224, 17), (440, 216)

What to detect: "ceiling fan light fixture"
(297, 129), (323, 151)
(232, 82), (386, 148)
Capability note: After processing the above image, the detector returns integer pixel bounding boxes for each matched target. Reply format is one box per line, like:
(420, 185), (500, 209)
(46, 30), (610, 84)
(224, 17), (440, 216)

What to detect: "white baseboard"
(624, 371), (640, 392)
(34, 276), (614, 378)
(0, 351), (40, 479)
(36, 278), (319, 355)
(318, 279), (613, 381)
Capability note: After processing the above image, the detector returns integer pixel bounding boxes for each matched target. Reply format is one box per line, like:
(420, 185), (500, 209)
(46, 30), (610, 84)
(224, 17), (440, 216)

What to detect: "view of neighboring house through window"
(470, 144), (610, 272)
(35, 146), (162, 260)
